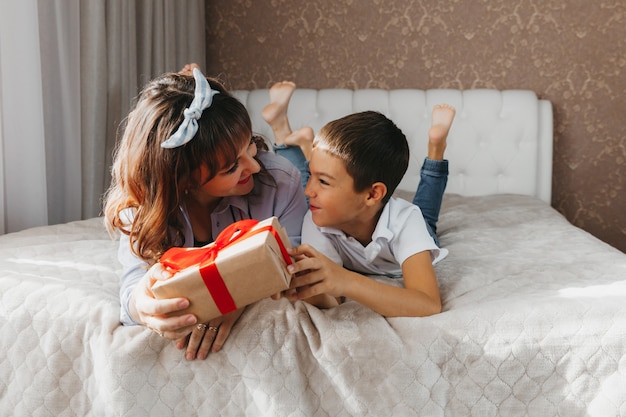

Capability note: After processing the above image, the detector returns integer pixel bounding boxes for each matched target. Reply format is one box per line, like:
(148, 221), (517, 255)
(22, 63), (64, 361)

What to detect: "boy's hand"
(284, 244), (348, 300)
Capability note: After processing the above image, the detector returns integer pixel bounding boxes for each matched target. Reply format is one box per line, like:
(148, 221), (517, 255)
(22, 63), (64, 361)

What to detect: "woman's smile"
(238, 175), (252, 185)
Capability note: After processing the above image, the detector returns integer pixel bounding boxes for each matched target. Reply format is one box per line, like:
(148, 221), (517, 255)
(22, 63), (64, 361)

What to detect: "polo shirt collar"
(318, 203), (395, 239)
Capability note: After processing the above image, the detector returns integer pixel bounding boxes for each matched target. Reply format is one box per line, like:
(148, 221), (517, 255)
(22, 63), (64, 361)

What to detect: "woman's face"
(192, 138), (261, 201)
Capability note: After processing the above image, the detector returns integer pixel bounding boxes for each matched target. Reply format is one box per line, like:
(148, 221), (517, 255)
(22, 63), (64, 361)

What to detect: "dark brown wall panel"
(205, 1), (626, 253)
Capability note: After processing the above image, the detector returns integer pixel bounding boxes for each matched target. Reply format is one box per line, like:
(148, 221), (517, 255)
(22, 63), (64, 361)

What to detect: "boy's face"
(305, 147), (371, 229)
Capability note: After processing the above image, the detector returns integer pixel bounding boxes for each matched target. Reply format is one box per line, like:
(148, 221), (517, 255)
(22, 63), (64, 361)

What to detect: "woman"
(104, 67), (307, 360)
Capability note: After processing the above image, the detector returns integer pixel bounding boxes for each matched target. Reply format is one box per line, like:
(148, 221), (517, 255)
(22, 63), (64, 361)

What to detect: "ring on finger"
(196, 323), (207, 331)
(208, 326), (219, 333)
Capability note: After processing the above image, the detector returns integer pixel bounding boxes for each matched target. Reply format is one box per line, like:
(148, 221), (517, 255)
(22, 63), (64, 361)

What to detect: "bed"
(2, 88), (625, 417)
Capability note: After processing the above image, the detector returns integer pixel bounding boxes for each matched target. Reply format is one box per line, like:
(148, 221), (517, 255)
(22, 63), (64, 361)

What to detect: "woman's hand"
(176, 307), (246, 360)
(130, 263), (198, 340)
(131, 263), (245, 360)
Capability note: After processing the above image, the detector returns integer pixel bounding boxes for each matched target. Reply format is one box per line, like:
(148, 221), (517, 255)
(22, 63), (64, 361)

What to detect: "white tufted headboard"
(233, 89), (553, 204)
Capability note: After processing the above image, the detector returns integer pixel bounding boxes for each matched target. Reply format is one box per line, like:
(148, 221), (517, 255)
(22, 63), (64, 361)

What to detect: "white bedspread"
(1, 194), (625, 417)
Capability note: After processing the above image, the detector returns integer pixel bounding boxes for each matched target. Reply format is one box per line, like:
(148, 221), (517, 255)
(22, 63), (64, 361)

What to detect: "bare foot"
(179, 63), (200, 76)
(428, 104), (456, 160)
(262, 81), (296, 145)
(284, 127), (314, 160)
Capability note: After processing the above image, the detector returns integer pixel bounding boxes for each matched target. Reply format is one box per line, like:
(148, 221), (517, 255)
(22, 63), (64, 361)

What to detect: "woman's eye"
(225, 162), (239, 174)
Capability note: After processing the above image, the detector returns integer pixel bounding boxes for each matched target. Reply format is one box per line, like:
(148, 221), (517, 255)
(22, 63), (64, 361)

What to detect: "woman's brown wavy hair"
(104, 72), (268, 264)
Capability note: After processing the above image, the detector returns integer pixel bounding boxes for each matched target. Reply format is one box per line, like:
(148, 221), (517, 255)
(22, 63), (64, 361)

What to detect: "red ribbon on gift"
(159, 219), (292, 315)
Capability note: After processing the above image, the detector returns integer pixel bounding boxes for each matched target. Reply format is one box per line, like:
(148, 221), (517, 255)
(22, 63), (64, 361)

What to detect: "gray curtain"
(0, 0), (206, 234)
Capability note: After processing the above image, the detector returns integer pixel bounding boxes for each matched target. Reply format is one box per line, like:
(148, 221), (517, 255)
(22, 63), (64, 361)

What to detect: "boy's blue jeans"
(275, 146), (448, 246)
(413, 158), (448, 246)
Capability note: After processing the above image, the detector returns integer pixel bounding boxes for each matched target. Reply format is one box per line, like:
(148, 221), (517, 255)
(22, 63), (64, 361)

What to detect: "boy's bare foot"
(179, 63), (200, 76)
(262, 81), (296, 145)
(284, 127), (314, 160)
(428, 104), (456, 160)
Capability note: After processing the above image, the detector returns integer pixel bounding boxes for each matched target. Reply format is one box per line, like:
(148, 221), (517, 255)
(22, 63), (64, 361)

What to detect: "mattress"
(1, 193), (625, 416)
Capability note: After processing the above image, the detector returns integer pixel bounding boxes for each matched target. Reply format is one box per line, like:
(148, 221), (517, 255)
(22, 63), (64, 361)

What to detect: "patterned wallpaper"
(205, 0), (626, 253)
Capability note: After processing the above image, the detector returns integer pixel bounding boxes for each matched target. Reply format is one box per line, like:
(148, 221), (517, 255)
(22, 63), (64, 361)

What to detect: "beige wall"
(205, 0), (625, 253)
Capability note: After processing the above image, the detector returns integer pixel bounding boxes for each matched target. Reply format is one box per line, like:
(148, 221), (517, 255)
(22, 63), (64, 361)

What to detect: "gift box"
(151, 217), (293, 323)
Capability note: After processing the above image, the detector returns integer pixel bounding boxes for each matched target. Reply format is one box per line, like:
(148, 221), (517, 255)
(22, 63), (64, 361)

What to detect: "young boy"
(275, 106), (456, 317)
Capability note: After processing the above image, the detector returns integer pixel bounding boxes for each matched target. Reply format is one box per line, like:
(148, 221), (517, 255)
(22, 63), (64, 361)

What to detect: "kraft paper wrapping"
(151, 217), (292, 323)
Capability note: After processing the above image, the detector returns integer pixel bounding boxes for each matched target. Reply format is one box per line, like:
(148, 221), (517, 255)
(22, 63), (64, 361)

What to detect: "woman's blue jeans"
(274, 145), (309, 190)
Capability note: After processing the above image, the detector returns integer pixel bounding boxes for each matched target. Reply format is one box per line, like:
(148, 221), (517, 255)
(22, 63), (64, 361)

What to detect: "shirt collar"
(364, 203), (394, 262)
(213, 194), (250, 216)
(371, 203), (394, 242)
(318, 202), (395, 261)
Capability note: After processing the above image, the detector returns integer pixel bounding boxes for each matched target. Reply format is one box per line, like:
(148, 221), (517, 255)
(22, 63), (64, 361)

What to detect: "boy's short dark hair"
(315, 111), (409, 204)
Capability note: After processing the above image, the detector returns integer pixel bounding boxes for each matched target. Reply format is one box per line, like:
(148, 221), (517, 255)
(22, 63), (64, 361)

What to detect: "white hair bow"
(161, 68), (219, 148)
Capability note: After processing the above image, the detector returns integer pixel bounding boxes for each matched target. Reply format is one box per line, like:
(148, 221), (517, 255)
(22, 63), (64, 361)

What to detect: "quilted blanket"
(1, 194), (625, 417)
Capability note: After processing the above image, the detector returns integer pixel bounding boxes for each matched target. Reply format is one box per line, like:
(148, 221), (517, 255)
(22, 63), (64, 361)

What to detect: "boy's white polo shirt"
(301, 197), (448, 277)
